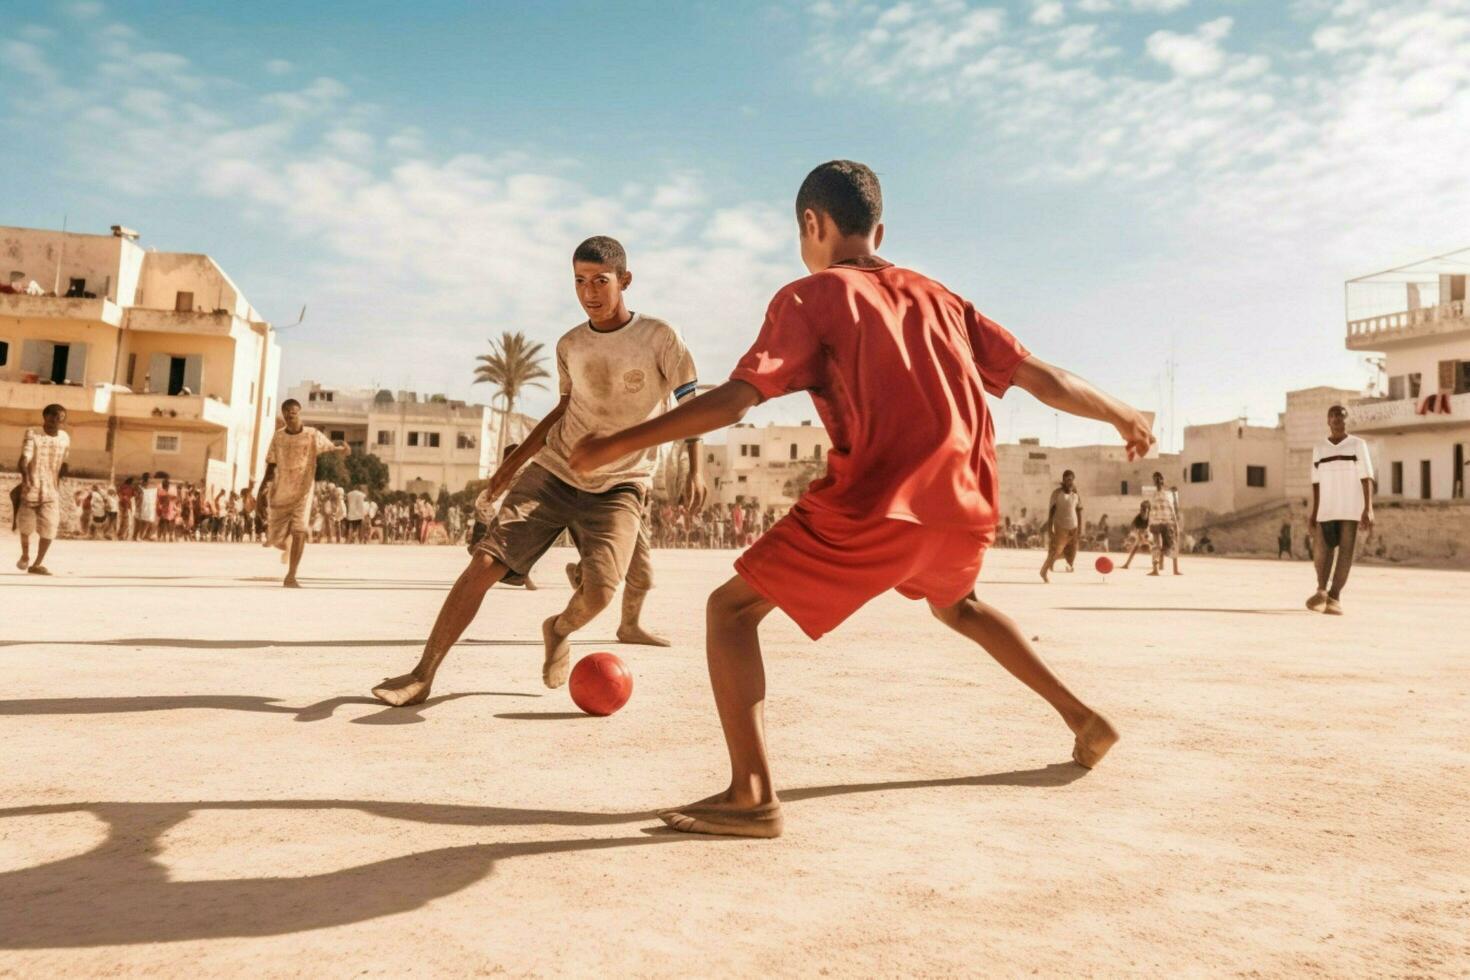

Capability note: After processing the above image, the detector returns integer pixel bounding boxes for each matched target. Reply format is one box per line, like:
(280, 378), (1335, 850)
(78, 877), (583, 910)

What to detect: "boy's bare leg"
(373, 552), (509, 705)
(931, 592), (1118, 768)
(17, 533), (31, 570)
(542, 569), (622, 688)
(617, 529), (669, 646)
(283, 532), (307, 587)
(660, 576), (784, 838)
(1039, 531), (1060, 583)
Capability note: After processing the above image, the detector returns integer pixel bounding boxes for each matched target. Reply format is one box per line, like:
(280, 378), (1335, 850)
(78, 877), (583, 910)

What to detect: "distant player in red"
(571, 161), (1154, 838)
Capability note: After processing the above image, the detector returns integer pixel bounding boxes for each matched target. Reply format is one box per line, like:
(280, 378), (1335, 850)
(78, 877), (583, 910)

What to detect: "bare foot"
(1173, 570), (1183, 576)
(658, 791), (784, 839)
(16, 556), (28, 571)
(1306, 589), (1328, 611)
(1071, 712), (1120, 769)
(1040, 568), (1049, 583)
(27, 565), (51, 576)
(542, 616), (572, 689)
(1147, 569), (1159, 576)
(523, 577), (538, 591)
(618, 624), (671, 647)
(283, 576), (301, 588)
(371, 672), (432, 706)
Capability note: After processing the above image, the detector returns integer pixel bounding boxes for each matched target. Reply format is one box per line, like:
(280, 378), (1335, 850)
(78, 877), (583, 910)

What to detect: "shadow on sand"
(0, 763), (1082, 948)
(0, 692), (540, 725)
(1057, 606), (1299, 615)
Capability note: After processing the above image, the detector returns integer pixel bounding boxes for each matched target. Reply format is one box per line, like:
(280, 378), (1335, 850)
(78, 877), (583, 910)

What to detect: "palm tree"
(473, 331), (551, 462)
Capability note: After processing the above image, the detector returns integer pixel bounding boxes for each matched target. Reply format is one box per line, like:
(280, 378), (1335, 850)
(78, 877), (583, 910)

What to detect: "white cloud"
(1145, 16), (1232, 77)
(65, 1), (104, 19)
(1129, 0), (1188, 11)
(1031, 1), (1065, 26)
(265, 58), (293, 76)
(0, 12), (798, 404)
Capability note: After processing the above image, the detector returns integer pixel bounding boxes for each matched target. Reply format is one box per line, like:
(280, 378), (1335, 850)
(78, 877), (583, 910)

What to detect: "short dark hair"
(42, 403), (65, 420)
(1062, 469), (1075, 479)
(502, 442), (520, 460)
(1153, 471), (1164, 480)
(281, 398), (301, 411)
(1327, 404), (1347, 417)
(795, 160), (883, 237)
(573, 236), (627, 273)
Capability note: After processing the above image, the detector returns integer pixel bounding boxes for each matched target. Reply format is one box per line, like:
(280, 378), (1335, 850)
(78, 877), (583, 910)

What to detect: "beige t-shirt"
(266, 426), (336, 508)
(20, 429), (70, 505)
(536, 313), (698, 493)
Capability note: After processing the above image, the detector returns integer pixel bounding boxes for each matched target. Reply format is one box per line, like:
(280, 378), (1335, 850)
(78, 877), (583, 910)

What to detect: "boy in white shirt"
(1307, 405), (1374, 615)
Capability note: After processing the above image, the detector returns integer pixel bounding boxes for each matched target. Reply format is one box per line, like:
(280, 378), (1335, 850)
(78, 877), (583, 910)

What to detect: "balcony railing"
(0, 379), (114, 415)
(1347, 391), (1469, 432)
(0, 293), (124, 326)
(1346, 300), (1468, 348)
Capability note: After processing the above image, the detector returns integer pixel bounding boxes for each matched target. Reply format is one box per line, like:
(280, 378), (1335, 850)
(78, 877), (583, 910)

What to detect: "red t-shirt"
(730, 260), (1029, 530)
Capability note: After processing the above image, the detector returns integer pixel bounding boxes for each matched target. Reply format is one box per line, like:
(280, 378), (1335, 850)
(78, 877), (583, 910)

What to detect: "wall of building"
(1365, 429), (1469, 501)
(1380, 333), (1470, 395)
(136, 251), (254, 319)
(0, 227), (142, 303)
(1179, 421), (1286, 522)
(0, 314), (123, 388)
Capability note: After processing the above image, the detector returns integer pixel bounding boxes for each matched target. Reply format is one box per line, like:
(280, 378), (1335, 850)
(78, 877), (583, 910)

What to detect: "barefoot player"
(571, 161), (1152, 838)
(371, 235), (706, 707)
(1306, 404), (1374, 614)
(257, 399), (349, 587)
(15, 404), (70, 575)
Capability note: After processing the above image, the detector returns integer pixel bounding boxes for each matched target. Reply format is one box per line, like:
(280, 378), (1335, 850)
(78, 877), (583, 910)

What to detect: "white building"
(1177, 418), (1287, 523)
(0, 224), (280, 492)
(1344, 251), (1469, 501)
(286, 381), (530, 496)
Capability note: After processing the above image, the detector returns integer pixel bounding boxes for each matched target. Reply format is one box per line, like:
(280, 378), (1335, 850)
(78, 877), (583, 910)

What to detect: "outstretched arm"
(569, 381), (762, 474)
(484, 396), (570, 498)
(1013, 357), (1154, 460)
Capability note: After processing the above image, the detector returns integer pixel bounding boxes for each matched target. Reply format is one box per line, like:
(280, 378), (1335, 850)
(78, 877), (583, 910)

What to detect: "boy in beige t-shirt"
(373, 235), (706, 707)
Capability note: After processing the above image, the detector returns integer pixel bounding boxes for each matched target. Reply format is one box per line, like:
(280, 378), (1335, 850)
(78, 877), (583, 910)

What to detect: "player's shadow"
(0, 692), (540, 725)
(0, 638), (614, 649)
(1057, 606), (1298, 615)
(0, 763), (1080, 948)
(495, 711), (593, 721)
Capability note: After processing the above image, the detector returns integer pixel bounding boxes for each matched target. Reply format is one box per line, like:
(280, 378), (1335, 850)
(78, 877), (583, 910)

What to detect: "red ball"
(1095, 556), (1114, 574)
(568, 652), (634, 716)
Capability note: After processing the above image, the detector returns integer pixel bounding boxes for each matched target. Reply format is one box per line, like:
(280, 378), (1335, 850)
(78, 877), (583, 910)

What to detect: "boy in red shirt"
(571, 161), (1154, 838)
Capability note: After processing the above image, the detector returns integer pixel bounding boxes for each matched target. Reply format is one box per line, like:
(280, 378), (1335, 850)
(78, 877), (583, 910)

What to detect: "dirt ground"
(0, 538), (1466, 977)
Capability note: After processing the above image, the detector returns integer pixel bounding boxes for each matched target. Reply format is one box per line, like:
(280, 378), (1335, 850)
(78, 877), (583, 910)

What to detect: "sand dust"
(1, 540), (1466, 975)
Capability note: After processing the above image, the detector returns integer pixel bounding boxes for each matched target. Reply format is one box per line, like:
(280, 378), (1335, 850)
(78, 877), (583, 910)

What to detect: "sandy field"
(0, 538), (1466, 977)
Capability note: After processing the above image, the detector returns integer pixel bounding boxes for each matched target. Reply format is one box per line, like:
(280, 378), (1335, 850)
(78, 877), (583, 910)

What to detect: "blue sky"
(5, 0), (1467, 448)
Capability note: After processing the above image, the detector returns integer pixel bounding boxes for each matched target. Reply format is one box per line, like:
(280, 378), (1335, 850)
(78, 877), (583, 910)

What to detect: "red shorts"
(735, 503), (993, 640)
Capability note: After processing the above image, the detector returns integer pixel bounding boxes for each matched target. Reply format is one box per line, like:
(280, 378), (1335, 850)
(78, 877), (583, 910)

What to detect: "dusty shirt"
(1049, 488), (1081, 530)
(20, 429), (70, 505)
(536, 313), (698, 493)
(266, 426), (336, 508)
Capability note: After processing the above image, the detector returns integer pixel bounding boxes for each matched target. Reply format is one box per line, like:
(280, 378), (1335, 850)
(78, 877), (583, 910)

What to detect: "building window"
(1420, 460), (1432, 499)
(813, 445), (822, 459)
(740, 445), (748, 457)
(1189, 462), (1211, 483)
(330, 430), (346, 442)
(0, 340), (7, 366)
(1120, 480), (1129, 495)
(1246, 466), (1266, 488)
(377, 430), (393, 446)
(153, 433), (181, 454)
(737, 475), (747, 483)
(1408, 373), (1422, 398)
(1388, 375), (1405, 400)
(749, 445), (760, 458)
(408, 432), (419, 447)
(789, 443), (798, 460)
(457, 433), (476, 450)
(1391, 461), (1403, 495)
(428, 432), (440, 448)
(66, 277), (87, 297)
(174, 290), (194, 312)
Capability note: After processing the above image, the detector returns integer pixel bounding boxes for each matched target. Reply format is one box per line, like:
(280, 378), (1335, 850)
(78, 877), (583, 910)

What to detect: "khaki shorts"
(17, 499), (60, 539)
(267, 492), (313, 549)
(478, 463), (644, 589)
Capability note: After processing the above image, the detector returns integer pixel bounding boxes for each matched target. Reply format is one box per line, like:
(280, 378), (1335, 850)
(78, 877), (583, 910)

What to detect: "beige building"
(286, 381), (529, 496)
(0, 225), (280, 492)
(1344, 253), (1469, 501)
(1177, 419), (1286, 523)
(705, 422), (830, 511)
